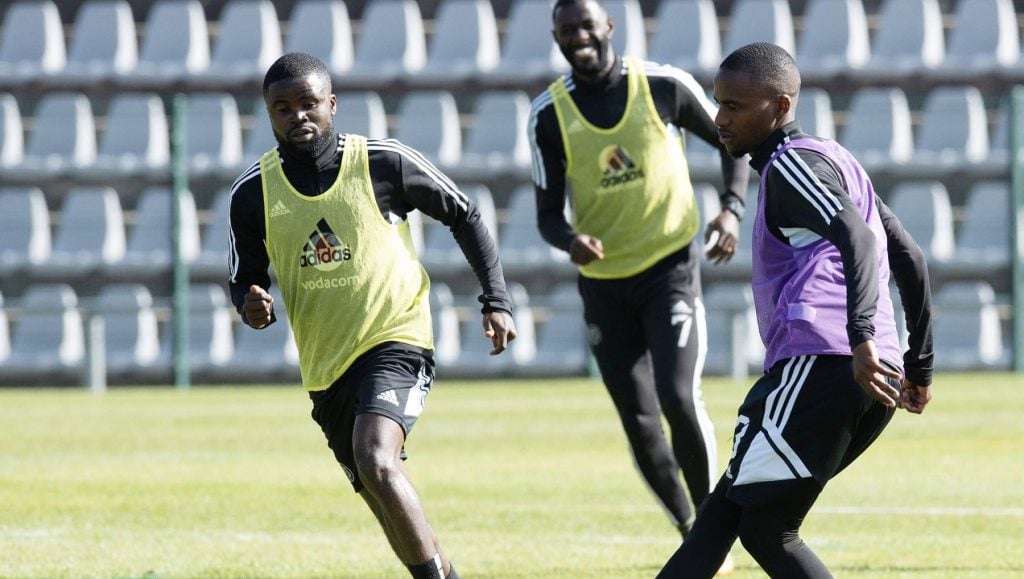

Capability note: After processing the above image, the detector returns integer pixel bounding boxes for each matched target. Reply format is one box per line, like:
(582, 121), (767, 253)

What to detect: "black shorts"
(308, 343), (435, 492)
(722, 355), (897, 507)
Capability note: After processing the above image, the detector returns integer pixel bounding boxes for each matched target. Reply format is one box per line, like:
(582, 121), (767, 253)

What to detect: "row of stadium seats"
(0, 178), (1010, 295)
(1, 0), (1023, 92)
(0, 84), (1016, 192)
(0, 275), (1007, 387)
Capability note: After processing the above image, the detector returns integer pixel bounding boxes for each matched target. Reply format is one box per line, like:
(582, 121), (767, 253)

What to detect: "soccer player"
(527, 0), (751, 555)
(656, 42), (934, 578)
(228, 52), (517, 579)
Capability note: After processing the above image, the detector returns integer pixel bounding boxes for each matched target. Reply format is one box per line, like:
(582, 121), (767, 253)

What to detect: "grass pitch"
(0, 373), (1021, 578)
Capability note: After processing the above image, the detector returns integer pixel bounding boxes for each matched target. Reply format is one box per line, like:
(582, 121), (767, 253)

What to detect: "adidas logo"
(299, 218), (352, 271)
(376, 389), (399, 406)
(269, 200), (291, 217)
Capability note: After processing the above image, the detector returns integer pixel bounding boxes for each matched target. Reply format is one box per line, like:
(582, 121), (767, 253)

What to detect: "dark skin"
(551, 0), (741, 266)
(712, 67), (930, 414)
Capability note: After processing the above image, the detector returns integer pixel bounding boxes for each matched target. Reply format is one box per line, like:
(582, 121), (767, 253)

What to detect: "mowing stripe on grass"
(818, 506), (1024, 517)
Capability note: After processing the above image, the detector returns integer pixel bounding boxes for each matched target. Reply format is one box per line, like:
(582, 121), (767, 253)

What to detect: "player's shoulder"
(529, 73), (571, 118)
(229, 158), (264, 199)
(636, 59), (700, 86)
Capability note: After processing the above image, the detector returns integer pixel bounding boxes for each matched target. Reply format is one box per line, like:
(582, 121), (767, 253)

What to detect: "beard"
(276, 119), (337, 161)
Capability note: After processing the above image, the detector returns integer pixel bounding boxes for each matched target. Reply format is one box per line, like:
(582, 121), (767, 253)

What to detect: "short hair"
(719, 42), (800, 97)
(552, 0), (605, 20)
(262, 52), (332, 97)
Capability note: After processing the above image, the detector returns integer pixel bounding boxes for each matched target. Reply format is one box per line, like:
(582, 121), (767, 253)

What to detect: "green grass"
(0, 373), (1022, 578)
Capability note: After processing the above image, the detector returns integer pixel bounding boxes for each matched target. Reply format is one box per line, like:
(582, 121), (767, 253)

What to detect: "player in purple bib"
(658, 43), (934, 578)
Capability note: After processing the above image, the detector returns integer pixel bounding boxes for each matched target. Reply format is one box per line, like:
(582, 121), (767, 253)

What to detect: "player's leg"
(579, 275), (695, 530)
(641, 247), (716, 514)
(736, 479), (831, 578)
(353, 413), (452, 577)
(657, 476), (742, 578)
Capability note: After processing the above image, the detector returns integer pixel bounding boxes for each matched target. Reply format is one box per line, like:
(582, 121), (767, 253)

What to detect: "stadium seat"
(149, 283), (236, 381)
(393, 90), (461, 168)
(722, 0), (795, 57)
(518, 282), (589, 377)
(193, 188), (232, 280)
(4, 283), (85, 383)
(217, 287), (299, 383)
(240, 97), (276, 170)
(898, 86), (989, 179)
(8, 92), (97, 181)
(445, 282), (535, 378)
(703, 282), (762, 379)
(0, 186), (51, 277)
(53, 0), (138, 86)
(885, 181), (955, 263)
(0, 291), (9, 365)
(345, 0), (426, 86)
(420, 184), (498, 277)
(45, 186), (126, 280)
(428, 282), (461, 366)
(694, 181), (721, 244)
(797, 88), (837, 141)
(184, 93), (244, 179)
(192, 0), (282, 88)
(933, 281), (1008, 370)
(795, 0), (870, 83)
(414, 0), (499, 84)
(93, 283), (161, 380)
(935, 0), (1018, 82)
(0, 93), (23, 168)
(0, 0), (66, 86)
(648, 0), (721, 81)
(118, 0), (209, 87)
(454, 91), (532, 180)
(856, 0), (945, 82)
(948, 181), (1011, 274)
(104, 187), (201, 281)
(604, 0), (647, 59)
(82, 92), (170, 181)
(683, 114), (724, 183)
(336, 91), (388, 139)
(485, 0), (569, 85)
(497, 184), (573, 279)
(714, 181), (758, 281)
(284, 0), (353, 77)
(839, 87), (914, 174)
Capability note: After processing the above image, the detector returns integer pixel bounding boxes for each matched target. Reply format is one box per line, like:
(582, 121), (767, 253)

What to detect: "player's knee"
(737, 515), (801, 564)
(353, 445), (399, 491)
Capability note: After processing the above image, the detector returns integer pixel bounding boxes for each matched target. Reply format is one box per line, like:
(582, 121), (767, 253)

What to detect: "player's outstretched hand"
(482, 311), (517, 355)
(899, 381), (932, 414)
(569, 234), (604, 265)
(851, 340), (902, 407)
(704, 210), (740, 265)
(243, 284), (274, 329)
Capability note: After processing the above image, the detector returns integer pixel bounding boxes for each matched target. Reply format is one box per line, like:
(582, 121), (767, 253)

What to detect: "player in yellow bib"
(528, 1), (750, 572)
(228, 53), (516, 579)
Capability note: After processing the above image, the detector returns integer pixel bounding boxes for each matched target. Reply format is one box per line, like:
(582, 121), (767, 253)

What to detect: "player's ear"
(775, 94), (792, 119)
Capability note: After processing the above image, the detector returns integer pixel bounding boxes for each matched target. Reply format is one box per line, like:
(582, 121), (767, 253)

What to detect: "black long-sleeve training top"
(752, 123), (934, 386)
(227, 133), (512, 317)
(528, 56), (751, 251)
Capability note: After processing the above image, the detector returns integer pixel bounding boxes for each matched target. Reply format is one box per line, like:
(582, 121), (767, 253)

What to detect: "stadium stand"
(444, 282), (535, 378)
(933, 281), (1009, 370)
(0, 291), (8, 365)
(794, 0), (870, 84)
(117, 0), (209, 87)
(933, 0), (1019, 83)
(3, 284), (85, 384)
(428, 281), (462, 366)
(703, 282), (762, 378)
(0, 93), (23, 169)
(216, 287), (300, 383)
(335, 91), (389, 139)
(393, 90), (462, 168)
(344, 0), (426, 86)
(797, 87), (836, 140)
(898, 85), (990, 180)
(856, 0), (945, 82)
(284, 0), (354, 78)
(420, 184), (498, 277)
(193, 187), (232, 280)
(93, 283), (161, 381)
(148, 283), (235, 382)
(0, 0), (65, 86)
(453, 90), (532, 181)
(191, 0), (282, 89)
(53, 0), (138, 87)
(497, 183), (573, 280)
(485, 0), (569, 86)
(947, 181), (1012, 275)
(885, 180), (955, 264)
(104, 186), (201, 282)
(839, 87), (914, 175)
(6, 92), (97, 182)
(413, 0), (499, 85)
(517, 282), (589, 377)
(43, 186), (127, 283)
(0, 187), (51, 278)
(647, 0), (721, 82)
(183, 92), (243, 179)
(82, 92), (170, 181)
(605, 0), (647, 59)
(722, 0), (795, 57)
